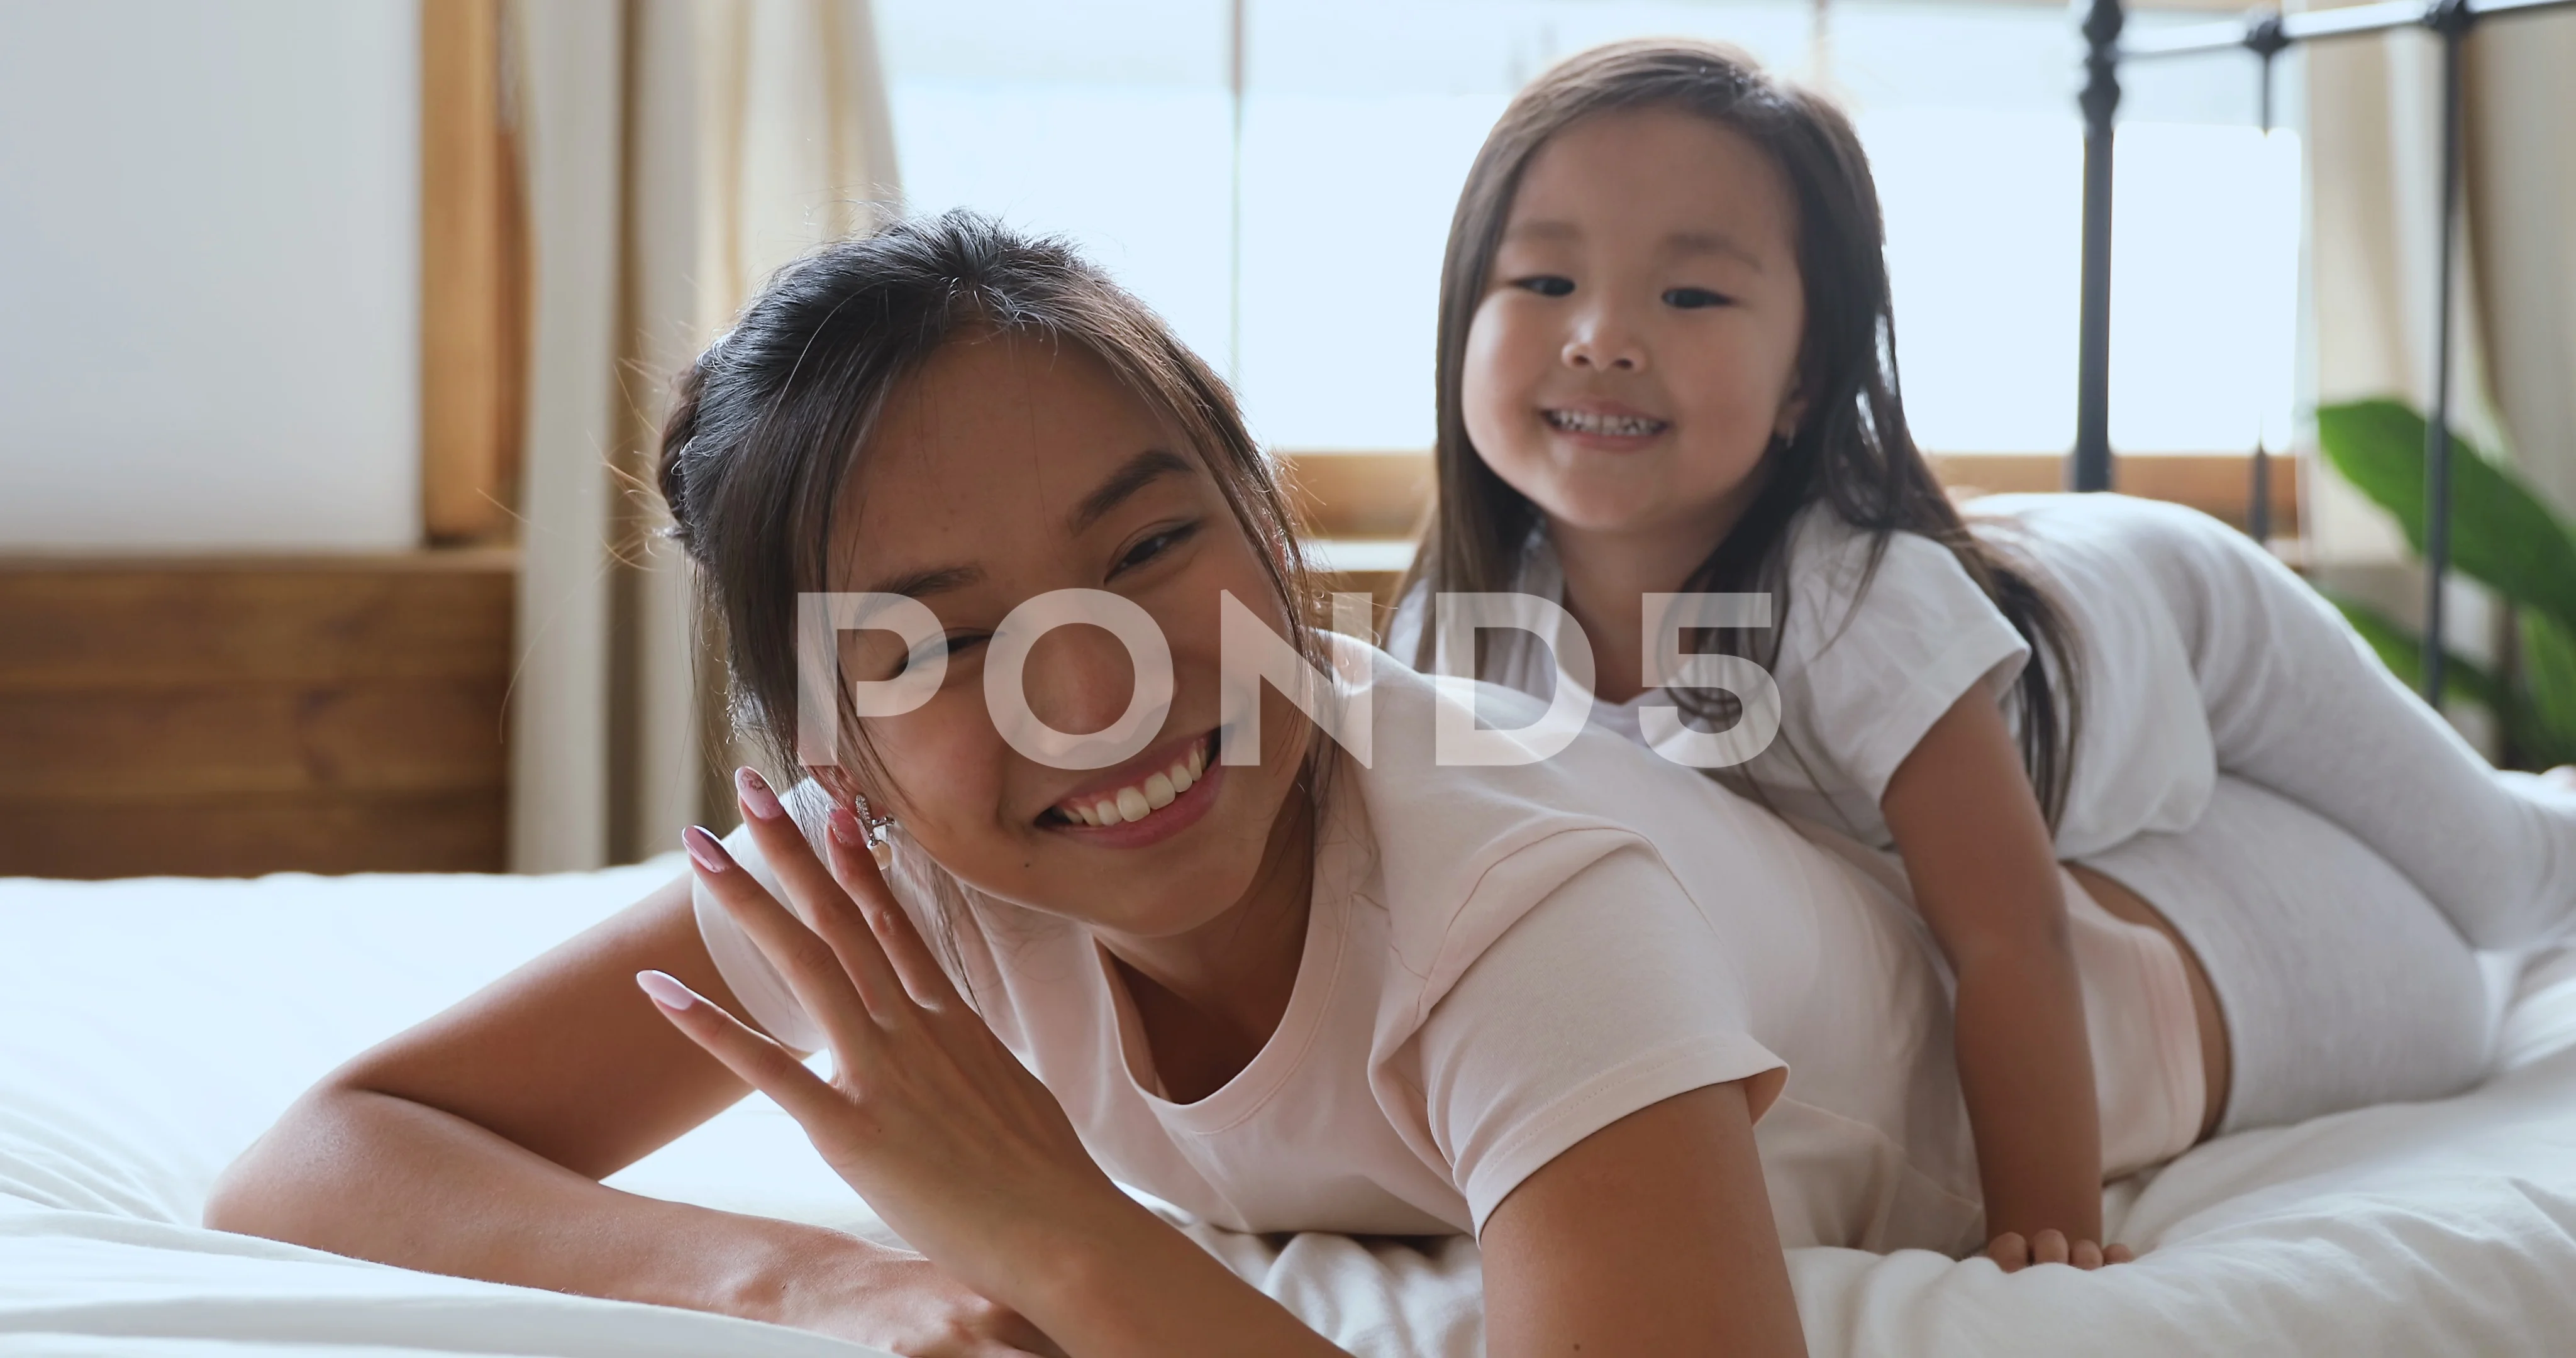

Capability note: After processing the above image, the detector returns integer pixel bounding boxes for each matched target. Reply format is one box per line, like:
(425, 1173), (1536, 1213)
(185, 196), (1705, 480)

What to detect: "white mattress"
(4, 862), (2573, 1356)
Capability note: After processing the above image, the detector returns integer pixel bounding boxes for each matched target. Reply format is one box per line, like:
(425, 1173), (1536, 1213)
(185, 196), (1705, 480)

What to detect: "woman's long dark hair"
(1401, 38), (2082, 826)
(657, 209), (1321, 802)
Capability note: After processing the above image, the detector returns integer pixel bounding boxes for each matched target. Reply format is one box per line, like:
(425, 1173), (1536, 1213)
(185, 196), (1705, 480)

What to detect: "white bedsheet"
(4, 863), (2572, 1355)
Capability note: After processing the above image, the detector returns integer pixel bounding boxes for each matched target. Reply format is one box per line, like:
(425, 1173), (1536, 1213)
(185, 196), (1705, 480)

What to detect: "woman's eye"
(903, 632), (984, 673)
(1513, 275), (1575, 298)
(1113, 521), (1200, 575)
(1663, 287), (1731, 309)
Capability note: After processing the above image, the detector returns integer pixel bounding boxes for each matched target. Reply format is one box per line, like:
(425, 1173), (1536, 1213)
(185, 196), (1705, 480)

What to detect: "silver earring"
(853, 792), (897, 869)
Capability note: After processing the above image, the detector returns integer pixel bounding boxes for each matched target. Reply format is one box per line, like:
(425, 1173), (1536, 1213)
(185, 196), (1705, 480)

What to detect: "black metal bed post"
(2074, 0), (2124, 493)
(2419, 0), (2474, 704)
(2247, 14), (2289, 544)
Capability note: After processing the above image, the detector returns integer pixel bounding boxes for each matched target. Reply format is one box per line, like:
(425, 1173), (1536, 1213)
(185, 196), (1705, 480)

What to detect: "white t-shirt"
(697, 636), (1998, 1253)
(1389, 494), (2216, 858)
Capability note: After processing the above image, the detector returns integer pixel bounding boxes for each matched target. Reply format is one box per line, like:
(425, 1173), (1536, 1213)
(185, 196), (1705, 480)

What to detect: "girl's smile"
(1541, 400), (1674, 450)
(1462, 104), (1806, 543)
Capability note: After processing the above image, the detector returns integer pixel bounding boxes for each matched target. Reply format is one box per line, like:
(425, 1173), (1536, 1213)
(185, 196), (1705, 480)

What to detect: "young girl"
(1394, 38), (2576, 1272)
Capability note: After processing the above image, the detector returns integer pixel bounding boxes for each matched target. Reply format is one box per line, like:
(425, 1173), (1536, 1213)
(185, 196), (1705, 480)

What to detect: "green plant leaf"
(2332, 594), (2576, 767)
(2314, 399), (2576, 638)
(2524, 610), (2576, 766)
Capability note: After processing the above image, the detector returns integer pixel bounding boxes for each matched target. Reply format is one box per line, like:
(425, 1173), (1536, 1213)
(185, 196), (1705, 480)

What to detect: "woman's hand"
(640, 770), (1149, 1339)
(1982, 1229), (2134, 1272)
(780, 1240), (1069, 1358)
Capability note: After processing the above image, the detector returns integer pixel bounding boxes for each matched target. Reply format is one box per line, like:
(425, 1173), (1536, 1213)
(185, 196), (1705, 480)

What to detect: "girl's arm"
(1881, 689), (2121, 1270)
(203, 876), (1065, 1357)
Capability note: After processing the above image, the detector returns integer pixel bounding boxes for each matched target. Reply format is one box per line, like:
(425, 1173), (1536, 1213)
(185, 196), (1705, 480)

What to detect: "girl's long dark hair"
(1402, 38), (2082, 826)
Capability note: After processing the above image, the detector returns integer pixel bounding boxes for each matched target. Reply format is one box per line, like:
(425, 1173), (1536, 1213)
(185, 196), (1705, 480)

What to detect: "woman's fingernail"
(683, 824), (730, 874)
(635, 969), (696, 1010)
(735, 766), (784, 820)
(827, 803), (865, 849)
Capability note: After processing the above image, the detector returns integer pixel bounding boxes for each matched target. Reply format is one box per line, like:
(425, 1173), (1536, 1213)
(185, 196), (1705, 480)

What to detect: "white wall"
(0, 0), (419, 551)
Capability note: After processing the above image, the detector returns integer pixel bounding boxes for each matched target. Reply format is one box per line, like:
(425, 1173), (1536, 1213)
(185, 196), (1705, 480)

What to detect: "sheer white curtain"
(2305, 0), (2576, 565)
(509, 0), (901, 871)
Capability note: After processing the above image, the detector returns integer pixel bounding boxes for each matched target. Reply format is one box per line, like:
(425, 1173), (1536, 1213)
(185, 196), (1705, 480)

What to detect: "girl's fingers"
(1985, 1233), (2029, 1272)
(2105, 1243), (2137, 1265)
(2072, 1238), (2104, 1270)
(824, 805), (967, 1014)
(684, 824), (882, 1061)
(2031, 1229), (2070, 1266)
(636, 969), (837, 1120)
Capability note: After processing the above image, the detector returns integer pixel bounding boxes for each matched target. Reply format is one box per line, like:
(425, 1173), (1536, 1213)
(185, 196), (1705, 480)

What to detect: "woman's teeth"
(1059, 741), (1209, 827)
(1545, 408), (1667, 437)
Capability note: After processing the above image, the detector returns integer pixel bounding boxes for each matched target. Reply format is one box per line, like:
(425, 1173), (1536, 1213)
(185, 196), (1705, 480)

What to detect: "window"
(879, 0), (2302, 458)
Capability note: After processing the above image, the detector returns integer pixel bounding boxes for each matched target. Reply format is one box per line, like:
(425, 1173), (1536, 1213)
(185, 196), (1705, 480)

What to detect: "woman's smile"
(1039, 727), (1224, 848)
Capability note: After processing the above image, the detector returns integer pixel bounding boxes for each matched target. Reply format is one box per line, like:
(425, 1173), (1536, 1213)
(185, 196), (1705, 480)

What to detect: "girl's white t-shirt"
(696, 637), (2004, 1253)
(1388, 494), (2216, 858)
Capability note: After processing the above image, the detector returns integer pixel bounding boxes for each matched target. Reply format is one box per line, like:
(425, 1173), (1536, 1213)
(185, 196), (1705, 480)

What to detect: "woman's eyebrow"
(862, 563), (984, 601)
(1068, 448), (1194, 534)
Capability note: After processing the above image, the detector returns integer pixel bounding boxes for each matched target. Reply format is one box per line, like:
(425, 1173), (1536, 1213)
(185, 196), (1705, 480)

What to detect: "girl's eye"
(1513, 275), (1574, 298)
(1663, 287), (1731, 309)
(1113, 521), (1200, 576)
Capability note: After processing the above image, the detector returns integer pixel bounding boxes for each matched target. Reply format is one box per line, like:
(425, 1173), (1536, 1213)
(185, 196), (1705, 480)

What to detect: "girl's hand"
(1982, 1229), (2134, 1272)
(642, 771), (1150, 1333)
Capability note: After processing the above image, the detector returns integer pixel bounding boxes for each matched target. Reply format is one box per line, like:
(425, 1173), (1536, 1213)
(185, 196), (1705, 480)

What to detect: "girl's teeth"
(1145, 773), (1176, 809)
(1092, 798), (1120, 825)
(1548, 409), (1662, 436)
(1116, 787), (1151, 821)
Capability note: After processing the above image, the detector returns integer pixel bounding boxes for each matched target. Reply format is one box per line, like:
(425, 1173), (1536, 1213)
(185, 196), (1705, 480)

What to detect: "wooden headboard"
(0, 551), (515, 878)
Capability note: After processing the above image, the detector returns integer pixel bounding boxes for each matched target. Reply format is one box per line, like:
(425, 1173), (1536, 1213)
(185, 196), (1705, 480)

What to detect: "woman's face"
(1461, 106), (1808, 541)
(823, 331), (1307, 939)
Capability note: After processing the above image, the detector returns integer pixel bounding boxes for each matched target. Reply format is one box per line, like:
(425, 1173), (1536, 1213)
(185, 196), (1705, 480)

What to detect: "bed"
(5, 861), (2575, 1355)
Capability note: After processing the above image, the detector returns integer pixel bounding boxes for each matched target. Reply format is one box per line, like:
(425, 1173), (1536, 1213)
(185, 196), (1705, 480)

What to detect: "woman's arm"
(204, 876), (1062, 1355)
(1029, 1084), (1804, 1357)
(1481, 1081), (1806, 1357)
(662, 812), (1804, 1357)
(1881, 690), (2121, 1270)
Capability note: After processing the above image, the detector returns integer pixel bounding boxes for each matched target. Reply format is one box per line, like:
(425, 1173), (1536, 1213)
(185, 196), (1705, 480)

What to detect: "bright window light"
(879, 0), (2305, 458)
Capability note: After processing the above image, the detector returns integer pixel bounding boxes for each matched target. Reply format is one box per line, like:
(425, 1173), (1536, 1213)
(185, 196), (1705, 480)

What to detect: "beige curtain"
(2305, 1), (2576, 560)
(2463, 15), (2576, 522)
(508, 0), (902, 872)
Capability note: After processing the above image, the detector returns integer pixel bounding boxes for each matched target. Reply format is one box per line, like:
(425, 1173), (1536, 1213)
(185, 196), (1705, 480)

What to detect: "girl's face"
(821, 332), (1308, 939)
(1462, 106), (1808, 542)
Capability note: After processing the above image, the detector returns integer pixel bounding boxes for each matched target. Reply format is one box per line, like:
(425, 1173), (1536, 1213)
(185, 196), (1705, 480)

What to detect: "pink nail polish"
(682, 824), (730, 874)
(736, 766), (785, 820)
(827, 803), (865, 849)
(635, 969), (696, 1010)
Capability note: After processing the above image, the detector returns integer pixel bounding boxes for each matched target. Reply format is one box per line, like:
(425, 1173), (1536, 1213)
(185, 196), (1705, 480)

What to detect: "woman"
(204, 213), (2493, 1357)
